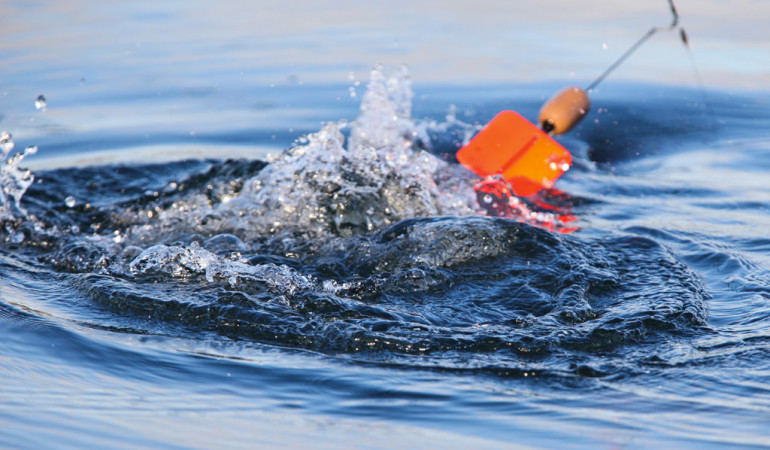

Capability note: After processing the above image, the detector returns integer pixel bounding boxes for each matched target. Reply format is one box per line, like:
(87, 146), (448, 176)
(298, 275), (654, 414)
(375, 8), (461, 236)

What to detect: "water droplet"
(25, 145), (38, 155)
(65, 196), (76, 208)
(349, 86), (357, 98)
(602, 43), (608, 50)
(35, 95), (47, 111)
(561, 163), (570, 171)
(1, 131), (14, 156)
(10, 231), (25, 244)
(549, 162), (558, 171)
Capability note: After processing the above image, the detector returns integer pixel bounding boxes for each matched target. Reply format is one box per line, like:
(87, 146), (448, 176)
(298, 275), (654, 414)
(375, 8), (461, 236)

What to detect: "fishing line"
(586, 0), (680, 92)
(680, 28), (719, 129)
(584, 0), (716, 130)
(538, 0), (709, 136)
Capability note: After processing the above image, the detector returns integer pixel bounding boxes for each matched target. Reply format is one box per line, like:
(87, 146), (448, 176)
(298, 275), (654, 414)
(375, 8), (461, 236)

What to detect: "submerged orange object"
(456, 110), (572, 197)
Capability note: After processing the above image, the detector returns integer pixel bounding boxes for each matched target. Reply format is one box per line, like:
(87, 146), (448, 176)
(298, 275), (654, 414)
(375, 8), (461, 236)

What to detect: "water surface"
(2, 1), (770, 447)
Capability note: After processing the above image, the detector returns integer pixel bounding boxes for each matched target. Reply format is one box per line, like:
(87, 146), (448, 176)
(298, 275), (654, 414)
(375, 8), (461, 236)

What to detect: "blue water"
(3, 1), (770, 447)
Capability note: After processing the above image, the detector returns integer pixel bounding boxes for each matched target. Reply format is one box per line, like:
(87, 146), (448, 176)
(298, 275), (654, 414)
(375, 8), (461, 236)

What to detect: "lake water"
(2, 1), (770, 447)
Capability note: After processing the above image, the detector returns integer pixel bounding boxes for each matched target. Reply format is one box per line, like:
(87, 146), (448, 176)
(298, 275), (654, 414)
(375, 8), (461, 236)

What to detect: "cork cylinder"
(538, 86), (591, 135)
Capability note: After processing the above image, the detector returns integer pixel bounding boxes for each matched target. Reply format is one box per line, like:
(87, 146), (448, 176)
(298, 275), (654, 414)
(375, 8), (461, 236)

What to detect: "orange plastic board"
(456, 110), (572, 197)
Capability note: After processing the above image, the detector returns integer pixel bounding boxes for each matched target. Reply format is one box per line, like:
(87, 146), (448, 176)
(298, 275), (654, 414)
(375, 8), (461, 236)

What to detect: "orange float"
(456, 110), (572, 197)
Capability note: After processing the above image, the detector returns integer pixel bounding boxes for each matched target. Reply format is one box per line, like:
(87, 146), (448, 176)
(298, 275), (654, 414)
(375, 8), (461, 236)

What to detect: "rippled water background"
(2, 0), (770, 447)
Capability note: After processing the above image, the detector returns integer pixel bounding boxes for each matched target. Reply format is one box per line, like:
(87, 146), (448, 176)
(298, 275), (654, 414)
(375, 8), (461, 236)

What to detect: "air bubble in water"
(35, 95), (47, 111)
(65, 196), (76, 208)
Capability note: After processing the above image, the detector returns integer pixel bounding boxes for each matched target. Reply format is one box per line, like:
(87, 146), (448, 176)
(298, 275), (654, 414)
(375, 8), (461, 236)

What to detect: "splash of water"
(226, 66), (480, 238)
(128, 241), (319, 295)
(9, 65), (577, 272)
(0, 131), (38, 223)
(0, 69), (711, 372)
(114, 67), (479, 247)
